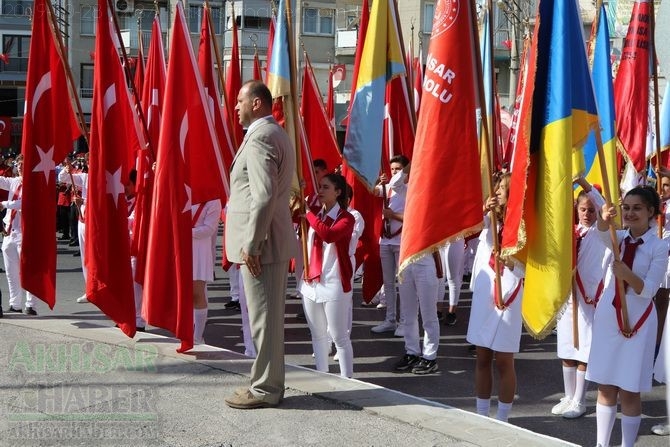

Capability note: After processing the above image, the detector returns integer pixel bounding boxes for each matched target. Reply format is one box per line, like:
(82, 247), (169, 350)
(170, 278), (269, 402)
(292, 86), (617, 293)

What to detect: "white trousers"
(2, 232), (36, 308)
(380, 243), (400, 323)
(229, 265), (241, 300)
(130, 256), (146, 327)
(444, 240), (465, 307)
(399, 256), (440, 360)
(303, 297), (353, 378)
(78, 221), (87, 282)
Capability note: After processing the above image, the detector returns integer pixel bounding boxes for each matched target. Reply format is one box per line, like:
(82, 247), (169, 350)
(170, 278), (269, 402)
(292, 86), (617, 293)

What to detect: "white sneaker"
(76, 295), (89, 303)
(651, 423), (670, 436)
(562, 401), (586, 419)
(551, 396), (572, 415)
(376, 302), (387, 309)
(393, 325), (405, 337)
(371, 321), (397, 333)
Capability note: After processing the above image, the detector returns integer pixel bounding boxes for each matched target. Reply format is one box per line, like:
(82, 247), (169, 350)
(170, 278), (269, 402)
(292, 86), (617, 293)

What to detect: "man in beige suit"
(224, 80), (296, 409)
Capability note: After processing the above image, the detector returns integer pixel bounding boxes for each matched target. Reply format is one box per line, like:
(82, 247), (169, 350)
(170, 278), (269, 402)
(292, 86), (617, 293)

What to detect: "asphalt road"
(3, 228), (668, 446)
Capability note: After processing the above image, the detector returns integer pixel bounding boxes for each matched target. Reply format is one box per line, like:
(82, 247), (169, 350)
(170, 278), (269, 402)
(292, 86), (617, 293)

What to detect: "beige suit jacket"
(225, 116), (297, 265)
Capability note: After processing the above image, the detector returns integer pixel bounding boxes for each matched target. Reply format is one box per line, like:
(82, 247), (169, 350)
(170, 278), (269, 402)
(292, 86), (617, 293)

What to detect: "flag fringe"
(397, 222), (483, 283)
(501, 219), (527, 258)
(521, 276), (572, 340)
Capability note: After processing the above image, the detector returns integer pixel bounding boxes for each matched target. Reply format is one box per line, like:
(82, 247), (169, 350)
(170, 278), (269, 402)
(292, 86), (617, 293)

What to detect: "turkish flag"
(383, 74), (415, 162)
(132, 15), (166, 284)
(300, 58), (341, 174)
(19, 0), (81, 308)
(252, 50), (262, 81)
(225, 15), (243, 149)
(342, 160), (383, 302)
(86, 0), (144, 337)
(198, 6), (235, 178)
(144, 3), (225, 352)
(0, 116), (11, 148)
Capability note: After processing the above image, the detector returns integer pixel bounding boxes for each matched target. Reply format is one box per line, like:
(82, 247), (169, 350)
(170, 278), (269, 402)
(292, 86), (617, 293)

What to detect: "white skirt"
(556, 296), (596, 363)
(586, 292), (657, 392)
(193, 236), (214, 282)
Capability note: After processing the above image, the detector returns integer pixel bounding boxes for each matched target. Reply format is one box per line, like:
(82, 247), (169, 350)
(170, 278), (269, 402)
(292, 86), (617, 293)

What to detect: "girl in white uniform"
(587, 186), (668, 447)
(192, 199), (222, 344)
(553, 178), (609, 419)
(466, 173), (525, 422)
(300, 173), (355, 378)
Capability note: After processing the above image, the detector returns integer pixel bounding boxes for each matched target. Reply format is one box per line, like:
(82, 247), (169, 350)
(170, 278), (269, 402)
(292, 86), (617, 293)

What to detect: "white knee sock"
(496, 400), (513, 422)
(476, 397), (491, 417)
(193, 308), (208, 344)
(620, 414), (641, 447)
(596, 403), (617, 447)
(573, 369), (587, 404)
(562, 365), (577, 400)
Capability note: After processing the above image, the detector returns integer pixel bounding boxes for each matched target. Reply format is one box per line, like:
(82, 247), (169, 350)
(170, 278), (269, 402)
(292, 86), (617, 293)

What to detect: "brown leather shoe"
(234, 387), (249, 397)
(224, 390), (277, 409)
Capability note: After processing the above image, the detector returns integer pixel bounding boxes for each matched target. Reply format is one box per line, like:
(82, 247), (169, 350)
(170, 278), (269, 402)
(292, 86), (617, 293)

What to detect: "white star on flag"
(32, 144), (55, 183)
(182, 183), (192, 214)
(106, 167), (125, 208)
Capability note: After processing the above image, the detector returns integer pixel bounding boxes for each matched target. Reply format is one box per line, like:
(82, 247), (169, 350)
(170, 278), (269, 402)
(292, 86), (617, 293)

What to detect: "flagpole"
(406, 18), (416, 123)
(206, 0), (238, 149)
(284, 0), (309, 277)
(391, 0), (416, 128)
(43, 0), (89, 143)
(105, 0), (154, 159)
(476, 0), (504, 309)
(594, 129), (631, 334)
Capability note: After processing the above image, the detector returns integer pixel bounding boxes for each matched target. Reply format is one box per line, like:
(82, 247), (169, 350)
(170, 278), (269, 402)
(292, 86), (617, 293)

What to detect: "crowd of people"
(0, 81), (668, 445)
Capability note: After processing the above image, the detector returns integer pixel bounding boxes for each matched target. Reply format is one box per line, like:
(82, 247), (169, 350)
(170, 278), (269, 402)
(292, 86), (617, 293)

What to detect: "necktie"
(613, 236), (647, 337)
(306, 214), (334, 283)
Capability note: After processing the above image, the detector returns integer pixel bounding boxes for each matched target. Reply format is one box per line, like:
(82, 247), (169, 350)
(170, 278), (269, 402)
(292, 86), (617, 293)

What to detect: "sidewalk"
(0, 316), (575, 447)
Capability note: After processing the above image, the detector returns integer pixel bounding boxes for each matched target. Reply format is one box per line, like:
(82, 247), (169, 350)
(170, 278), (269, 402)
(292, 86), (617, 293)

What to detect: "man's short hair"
(243, 80), (273, 108)
(313, 159), (327, 171)
(389, 154), (409, 167)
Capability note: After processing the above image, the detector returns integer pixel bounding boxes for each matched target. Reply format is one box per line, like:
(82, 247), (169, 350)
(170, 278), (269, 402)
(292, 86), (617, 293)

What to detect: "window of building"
(423, 2), (434, 34)
(303, 7), (334, 35)
(1, 34), (30, 72)
(80, 64), (94, 99)
(80, 5), (98, 36)
(188, 4), (222, 34)
(1, 0), (33, 16)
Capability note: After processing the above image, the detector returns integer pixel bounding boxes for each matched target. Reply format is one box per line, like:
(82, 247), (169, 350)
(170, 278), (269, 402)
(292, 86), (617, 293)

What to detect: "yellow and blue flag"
(583, 5), (620, 210)
(342, 0), (405, 189)
(522, 0), (599, 338)
(266, 0), (291, 99)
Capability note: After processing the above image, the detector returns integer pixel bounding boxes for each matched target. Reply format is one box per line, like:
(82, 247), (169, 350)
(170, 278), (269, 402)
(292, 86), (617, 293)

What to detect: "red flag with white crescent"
(20, 0), (81, 308)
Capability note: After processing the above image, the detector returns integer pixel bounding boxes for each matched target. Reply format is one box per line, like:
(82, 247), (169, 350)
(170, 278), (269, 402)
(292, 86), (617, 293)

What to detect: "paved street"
(1, 230), (668, 446)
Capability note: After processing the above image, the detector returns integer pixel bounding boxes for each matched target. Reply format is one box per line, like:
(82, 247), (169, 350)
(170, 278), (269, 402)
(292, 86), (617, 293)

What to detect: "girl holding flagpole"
(552, 178), (609, 419)
(467, 173), (525, 423)
(300, 173), (355, 378)
(587, 186), (668, 447)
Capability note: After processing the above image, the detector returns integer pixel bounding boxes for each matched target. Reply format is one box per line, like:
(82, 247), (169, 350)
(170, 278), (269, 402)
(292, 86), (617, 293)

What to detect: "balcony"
(335, 29), (356, 56)
(224, 28), (269, 53)
(120, 29), (166, 52)
(0, 56), (27, 73)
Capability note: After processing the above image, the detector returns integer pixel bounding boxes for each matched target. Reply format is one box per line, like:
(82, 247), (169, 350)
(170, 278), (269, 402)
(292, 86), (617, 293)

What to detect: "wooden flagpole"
(283, 0), (309, 277)
(206, 0), (238, 149)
